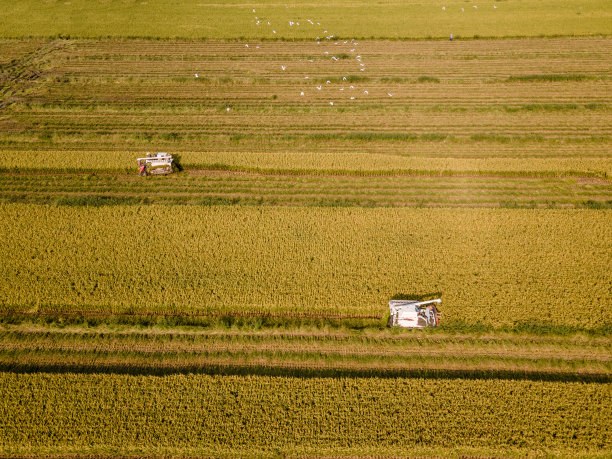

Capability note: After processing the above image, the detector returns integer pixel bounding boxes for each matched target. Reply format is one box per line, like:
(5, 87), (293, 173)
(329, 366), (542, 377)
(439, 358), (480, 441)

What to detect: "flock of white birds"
(211, 5), (498, 111)
(248, 8), (373, 108)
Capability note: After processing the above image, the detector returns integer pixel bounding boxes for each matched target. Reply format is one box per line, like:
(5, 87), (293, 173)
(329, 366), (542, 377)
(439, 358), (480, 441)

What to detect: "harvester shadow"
(390, 292), (442, 301)
(2, 363), (608, 384)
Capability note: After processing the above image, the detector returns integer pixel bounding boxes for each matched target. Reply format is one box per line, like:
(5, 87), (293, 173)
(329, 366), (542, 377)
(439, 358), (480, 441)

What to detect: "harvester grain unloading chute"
(136, 152), (174, 176)
(388, 299), (441, 328)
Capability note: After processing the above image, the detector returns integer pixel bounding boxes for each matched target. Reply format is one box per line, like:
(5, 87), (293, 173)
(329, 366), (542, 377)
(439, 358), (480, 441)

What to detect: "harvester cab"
(137, 152), (174, 176)
(388, 299), (441, 328)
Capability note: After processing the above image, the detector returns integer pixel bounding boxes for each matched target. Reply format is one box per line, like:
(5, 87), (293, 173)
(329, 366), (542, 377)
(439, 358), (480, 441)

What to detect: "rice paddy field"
(0, 1), (611, 457)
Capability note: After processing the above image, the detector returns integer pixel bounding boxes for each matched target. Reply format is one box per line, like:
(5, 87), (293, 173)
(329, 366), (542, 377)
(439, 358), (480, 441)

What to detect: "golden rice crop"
(0, 373), (608, 456)
(0, 204), (609, 329)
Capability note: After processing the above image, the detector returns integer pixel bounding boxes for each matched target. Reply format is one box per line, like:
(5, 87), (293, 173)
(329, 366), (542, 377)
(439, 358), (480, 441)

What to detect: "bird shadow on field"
(390, 292), (442, 301)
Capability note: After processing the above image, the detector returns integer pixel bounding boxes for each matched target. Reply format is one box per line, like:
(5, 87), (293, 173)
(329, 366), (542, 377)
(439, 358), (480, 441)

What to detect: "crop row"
(0, 204), (609, 329)
(2, 150), (611, 178)
(0, 372), (609, 455)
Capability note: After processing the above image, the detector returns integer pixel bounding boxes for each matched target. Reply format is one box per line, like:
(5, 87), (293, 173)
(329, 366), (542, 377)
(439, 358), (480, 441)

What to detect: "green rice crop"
(0, 0), (610, 39)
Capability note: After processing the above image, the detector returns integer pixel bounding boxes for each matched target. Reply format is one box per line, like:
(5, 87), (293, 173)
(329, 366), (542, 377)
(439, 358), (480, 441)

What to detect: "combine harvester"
(388, 299), (441, 328)
(137, 153), (175, 176)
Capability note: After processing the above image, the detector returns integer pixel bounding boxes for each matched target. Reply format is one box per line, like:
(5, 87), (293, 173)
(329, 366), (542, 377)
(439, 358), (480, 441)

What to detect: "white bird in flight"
(194, 73), (198, 78)
(300, 91), (305, 96)
(329, 101), (334, 105)
(281, 65), (286, 71)
(364, 90), (368, 94)
(316, 85), (322, 90)
(226, 107), (230, 112)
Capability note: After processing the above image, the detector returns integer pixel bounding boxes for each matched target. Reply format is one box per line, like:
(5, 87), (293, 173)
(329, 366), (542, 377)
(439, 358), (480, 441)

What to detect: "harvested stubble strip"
(2, 323), (610, 357)
(0, 170), (609, 208)
(2, 38), (611, 178)
(0, 331), (608, 378)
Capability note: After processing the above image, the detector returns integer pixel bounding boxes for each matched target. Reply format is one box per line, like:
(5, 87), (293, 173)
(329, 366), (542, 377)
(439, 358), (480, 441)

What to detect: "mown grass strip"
(1, 0), (611, 38)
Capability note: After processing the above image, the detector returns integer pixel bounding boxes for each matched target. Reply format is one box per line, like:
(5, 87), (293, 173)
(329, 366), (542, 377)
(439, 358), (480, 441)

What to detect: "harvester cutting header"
(137, 153), (175, 176)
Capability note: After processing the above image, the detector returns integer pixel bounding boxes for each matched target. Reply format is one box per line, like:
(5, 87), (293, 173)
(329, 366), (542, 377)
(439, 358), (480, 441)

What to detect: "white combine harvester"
(136, 152), (175, 176)
(388, 299), (441, 328)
